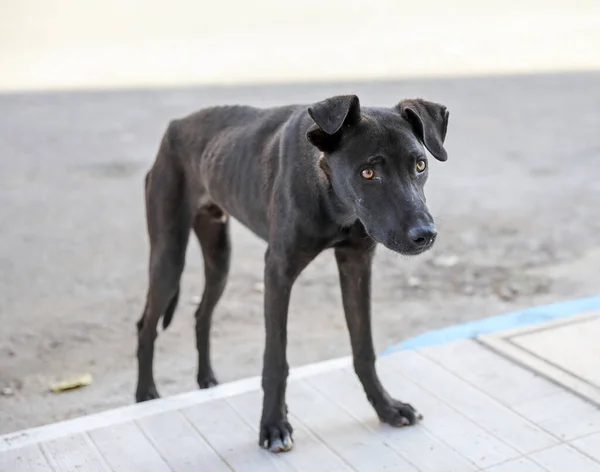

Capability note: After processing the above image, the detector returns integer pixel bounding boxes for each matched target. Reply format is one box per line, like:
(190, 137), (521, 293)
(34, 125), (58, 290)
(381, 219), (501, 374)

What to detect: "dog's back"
(152, 103), (315, 238)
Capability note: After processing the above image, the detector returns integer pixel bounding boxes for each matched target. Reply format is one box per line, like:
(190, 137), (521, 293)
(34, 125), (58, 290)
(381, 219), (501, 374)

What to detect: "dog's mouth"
(364, 228), (436, 256)
(383, 239), (435, 256)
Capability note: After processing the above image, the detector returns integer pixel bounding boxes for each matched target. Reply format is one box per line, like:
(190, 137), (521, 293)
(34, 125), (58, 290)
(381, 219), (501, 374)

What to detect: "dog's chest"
(325, 224), (365, 249)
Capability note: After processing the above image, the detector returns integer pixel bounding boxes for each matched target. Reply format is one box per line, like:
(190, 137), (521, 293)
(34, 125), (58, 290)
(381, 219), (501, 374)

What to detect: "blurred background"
(1, 0), (599, 434)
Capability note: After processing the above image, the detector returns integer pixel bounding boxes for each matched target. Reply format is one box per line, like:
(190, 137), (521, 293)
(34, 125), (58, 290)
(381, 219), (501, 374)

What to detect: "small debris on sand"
(50, 373), (93, 393)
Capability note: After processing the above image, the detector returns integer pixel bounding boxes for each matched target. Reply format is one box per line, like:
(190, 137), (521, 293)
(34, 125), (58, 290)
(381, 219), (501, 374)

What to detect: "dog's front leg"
(335, 243), (423, 427)
(259, 245), (315, 453)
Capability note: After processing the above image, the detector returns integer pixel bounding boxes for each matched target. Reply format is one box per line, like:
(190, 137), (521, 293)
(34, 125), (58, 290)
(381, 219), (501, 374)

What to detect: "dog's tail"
(162, 287), (180, 330)
(144, 169), (181, 332)
(142, 127), (186, 332)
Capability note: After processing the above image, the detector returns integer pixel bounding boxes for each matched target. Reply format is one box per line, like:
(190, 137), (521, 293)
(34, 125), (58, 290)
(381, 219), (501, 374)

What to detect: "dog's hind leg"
(192, 206), (231, 389)
(136, 128), (192, 402)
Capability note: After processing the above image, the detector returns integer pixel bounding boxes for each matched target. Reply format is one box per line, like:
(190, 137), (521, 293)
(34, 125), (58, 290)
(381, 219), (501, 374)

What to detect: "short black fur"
(135, 94), (450, 453)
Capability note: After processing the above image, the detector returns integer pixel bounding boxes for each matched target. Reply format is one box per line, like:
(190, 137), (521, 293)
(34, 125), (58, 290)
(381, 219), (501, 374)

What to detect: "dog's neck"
(315, 152), (358, 229)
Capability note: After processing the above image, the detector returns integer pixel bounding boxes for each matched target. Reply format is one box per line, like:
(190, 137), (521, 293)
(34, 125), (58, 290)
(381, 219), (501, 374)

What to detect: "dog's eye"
(416, 160), (427, 173)
(361, 168), (375, 179)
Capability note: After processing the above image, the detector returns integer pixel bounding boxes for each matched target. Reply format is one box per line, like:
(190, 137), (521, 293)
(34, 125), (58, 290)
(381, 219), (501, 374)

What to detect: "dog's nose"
(408, 225), (437, 248)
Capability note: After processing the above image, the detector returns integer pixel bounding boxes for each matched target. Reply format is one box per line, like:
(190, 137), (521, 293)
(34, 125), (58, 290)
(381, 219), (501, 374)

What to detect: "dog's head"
(306, 94), (449, 256)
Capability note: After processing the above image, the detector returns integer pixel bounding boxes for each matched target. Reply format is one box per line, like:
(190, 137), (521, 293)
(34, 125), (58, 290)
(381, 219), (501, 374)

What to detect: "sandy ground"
(1, 72), (599, 434)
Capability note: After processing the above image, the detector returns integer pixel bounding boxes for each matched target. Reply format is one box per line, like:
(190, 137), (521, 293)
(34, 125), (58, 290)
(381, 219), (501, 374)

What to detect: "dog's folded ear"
(397, 99), (449, 162)
(306, 95), (361, 151)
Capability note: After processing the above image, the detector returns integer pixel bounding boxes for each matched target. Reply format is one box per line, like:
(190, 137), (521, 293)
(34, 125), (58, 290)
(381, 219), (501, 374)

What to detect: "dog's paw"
(259, 418), (294, 453)
(197, 371), (218, 389)
(135, 385), (160, 403)
(378, 399), (423, 427)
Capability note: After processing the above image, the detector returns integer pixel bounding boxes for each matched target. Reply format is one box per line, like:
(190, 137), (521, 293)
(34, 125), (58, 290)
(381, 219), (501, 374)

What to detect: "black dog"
(135, 94), (449, 453)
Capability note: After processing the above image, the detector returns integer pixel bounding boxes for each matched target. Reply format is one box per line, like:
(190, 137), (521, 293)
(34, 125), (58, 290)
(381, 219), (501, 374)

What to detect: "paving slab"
(2, 337), (600, 471)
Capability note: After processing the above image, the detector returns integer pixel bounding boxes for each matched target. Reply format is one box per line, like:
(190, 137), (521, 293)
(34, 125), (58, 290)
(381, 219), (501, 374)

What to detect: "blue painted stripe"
(381, 294), (600, 355)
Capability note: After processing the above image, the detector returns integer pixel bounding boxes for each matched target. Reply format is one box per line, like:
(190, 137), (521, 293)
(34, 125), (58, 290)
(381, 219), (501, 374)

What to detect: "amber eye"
(361, 168), (375, 179)
(416, 159), (427, 173)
